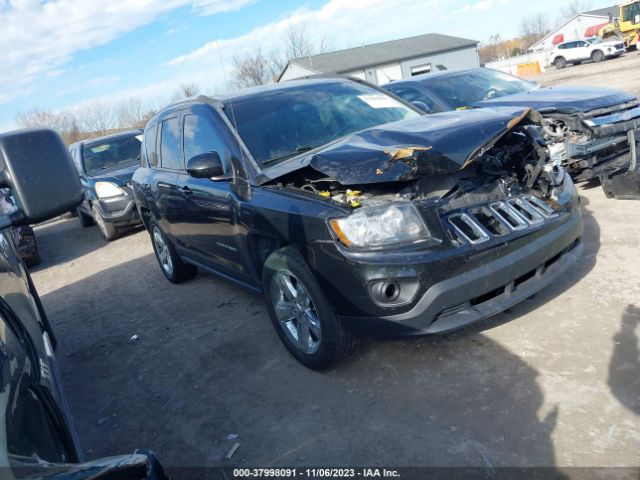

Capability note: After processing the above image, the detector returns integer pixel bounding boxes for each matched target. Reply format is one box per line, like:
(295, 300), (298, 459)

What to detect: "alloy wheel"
(153, 226), (173, 276)
(270, 269), (321, 354)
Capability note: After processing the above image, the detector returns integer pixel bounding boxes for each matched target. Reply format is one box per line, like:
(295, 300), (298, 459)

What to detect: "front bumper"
(93, 192), (140, 226)
(339, 216), (582, 337)
(309, 178), (583, 338)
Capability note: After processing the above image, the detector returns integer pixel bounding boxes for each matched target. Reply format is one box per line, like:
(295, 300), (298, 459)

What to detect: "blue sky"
(0, 0), (616, 130)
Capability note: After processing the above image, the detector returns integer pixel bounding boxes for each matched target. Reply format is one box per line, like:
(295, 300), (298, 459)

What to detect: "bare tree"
(231, 48), (282, 88)
(15, 108), (81, 144)
(317, 32), (334, 55)
(80, 102), (115, 136)
(232, 25), (335, 87)
(115, 97), (146, 129)
(283, 24), (333, 60)
(479, 34), (503, 63)
(520, 13), (551, 49)
(561, 0), (592, 21)
(171, 83), (201, 102)
(284, 24), (313, 60)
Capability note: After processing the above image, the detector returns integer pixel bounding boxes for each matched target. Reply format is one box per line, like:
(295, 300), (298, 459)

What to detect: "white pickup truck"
(551, 37), (625, 69)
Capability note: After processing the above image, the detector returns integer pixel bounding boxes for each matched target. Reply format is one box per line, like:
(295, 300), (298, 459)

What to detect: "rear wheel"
(149, 219), (196, 283)
(263, 247), (357, 370)
(554, 57), (567, 69)
(77, 208), (94, 227)
(92, 205), (118, 241)
(591, 50), (605, 62)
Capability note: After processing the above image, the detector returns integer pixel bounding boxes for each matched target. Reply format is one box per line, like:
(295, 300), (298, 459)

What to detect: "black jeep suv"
(0, 128), (166, 478)
(132, 77), (583, 370)
(69, 130), (143, 241)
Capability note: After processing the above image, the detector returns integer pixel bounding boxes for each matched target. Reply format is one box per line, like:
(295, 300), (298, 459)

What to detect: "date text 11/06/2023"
(232, 468), (401, 478)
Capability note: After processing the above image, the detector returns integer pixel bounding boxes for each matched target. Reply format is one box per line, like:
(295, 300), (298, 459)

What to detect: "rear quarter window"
(144, 123), (158, 167)
(160, 117), (181, 170)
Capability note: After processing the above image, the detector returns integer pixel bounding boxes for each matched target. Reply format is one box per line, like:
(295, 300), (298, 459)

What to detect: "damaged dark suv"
(384, 68), (640, 199)
(132, 77), (583, 369)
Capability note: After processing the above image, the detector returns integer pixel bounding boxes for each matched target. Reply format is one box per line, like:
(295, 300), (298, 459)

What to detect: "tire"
(591, 50), (605, 63)
(149, 219), (197, 283)
(24, 253), (41, 268)
(603, 32), (622, 42)
(77, 208), (94, 227)
(554, 57), (566, 69)
(92, 205), (118, 241)
(262, 247), (358, 370)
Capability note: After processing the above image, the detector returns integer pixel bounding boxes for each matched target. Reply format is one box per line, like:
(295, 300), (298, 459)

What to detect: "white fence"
(485, 51), (552, 77)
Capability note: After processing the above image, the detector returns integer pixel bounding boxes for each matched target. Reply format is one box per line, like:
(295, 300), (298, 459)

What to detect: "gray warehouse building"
(278, 33), (480, 84)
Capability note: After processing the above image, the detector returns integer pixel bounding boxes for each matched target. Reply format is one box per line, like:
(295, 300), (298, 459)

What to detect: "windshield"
(223, 81), (420, 166)
(587, 37), (603, 44)
(425, 69), (537, 109)
(82, 135), (141, 174)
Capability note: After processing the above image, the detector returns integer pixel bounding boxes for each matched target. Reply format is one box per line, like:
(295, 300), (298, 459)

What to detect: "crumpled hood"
(264, 106), (539, 185)
(91, 162), (138, 186)
(474, 85), (636, 114)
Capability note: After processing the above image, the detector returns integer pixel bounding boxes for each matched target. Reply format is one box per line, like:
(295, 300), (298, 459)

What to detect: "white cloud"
(50, 0), (454, 115)
(451, 0), (512, 15)
(168, 0), (448, 68)
(3, 0), (496, 123)
(0, 0), (252, 105)
(192, 0), (256, 16)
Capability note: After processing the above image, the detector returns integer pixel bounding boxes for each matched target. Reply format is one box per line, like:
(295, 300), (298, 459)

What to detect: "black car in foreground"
(383, 68), (640, 199)
(0, 128), (167, 479)
(69, 130), (143, 240)
(133, 77), (583, 369)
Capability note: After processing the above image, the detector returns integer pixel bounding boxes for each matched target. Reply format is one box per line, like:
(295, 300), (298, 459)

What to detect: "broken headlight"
(329, 202), (430, 248)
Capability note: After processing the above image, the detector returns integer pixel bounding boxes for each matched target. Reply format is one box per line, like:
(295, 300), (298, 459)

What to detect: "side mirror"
(411, 101), (432, 114)
(186, 152), (225, 179)
(0, 129), (83, 226)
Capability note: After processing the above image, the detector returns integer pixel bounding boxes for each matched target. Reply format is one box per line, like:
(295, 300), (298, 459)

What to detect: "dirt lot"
(31, 62), (640, 472)
(532, 49), (640, 97)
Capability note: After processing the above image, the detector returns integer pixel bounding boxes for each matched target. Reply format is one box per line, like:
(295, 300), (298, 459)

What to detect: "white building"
(529, 5), (618, 52)
(278, 33), (480, 84)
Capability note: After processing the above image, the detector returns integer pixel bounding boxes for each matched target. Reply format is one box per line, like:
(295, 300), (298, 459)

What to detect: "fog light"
(369, 278), (420, 307)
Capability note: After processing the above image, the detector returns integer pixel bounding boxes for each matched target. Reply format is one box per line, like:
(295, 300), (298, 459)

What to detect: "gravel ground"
(532, 50), (640, 97)
(29, 61), (640, 472)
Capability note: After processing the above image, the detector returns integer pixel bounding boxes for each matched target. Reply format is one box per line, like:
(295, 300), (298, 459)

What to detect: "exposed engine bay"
(539, 101), (640, 199)
(269, 112), (565, 213)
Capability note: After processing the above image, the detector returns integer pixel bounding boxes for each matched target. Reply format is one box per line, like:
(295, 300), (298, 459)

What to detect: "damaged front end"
(263, 107), (583, 336)
(267, 107), (573, 249)
(542, 100), (640, 199)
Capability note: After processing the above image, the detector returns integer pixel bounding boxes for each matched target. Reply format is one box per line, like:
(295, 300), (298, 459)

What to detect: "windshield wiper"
(262, 145), (319, 167)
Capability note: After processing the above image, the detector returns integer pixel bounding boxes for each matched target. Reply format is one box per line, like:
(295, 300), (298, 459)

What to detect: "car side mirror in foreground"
(0, 129), (83, 226)
(411, 101), (432, 114)
(186, 152), (225, 179)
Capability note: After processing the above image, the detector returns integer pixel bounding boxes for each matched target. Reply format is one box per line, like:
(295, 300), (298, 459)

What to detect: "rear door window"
(159, 117), (181, 170)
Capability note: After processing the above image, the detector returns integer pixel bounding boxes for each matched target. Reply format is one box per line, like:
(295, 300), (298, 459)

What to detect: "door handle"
(179, 186), (193, 195)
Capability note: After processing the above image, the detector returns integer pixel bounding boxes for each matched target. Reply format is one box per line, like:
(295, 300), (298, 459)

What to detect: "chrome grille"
(446, 195), (558, 245)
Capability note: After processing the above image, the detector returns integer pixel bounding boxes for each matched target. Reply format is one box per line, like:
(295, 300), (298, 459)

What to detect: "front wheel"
(554, 57), (566, 69)
(92, 205), (118, 241)
(149, 219), (197, 283)
(77, 208), (94, 227)
(263, 247), (357, 370)
(591, 50), (605, 62)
